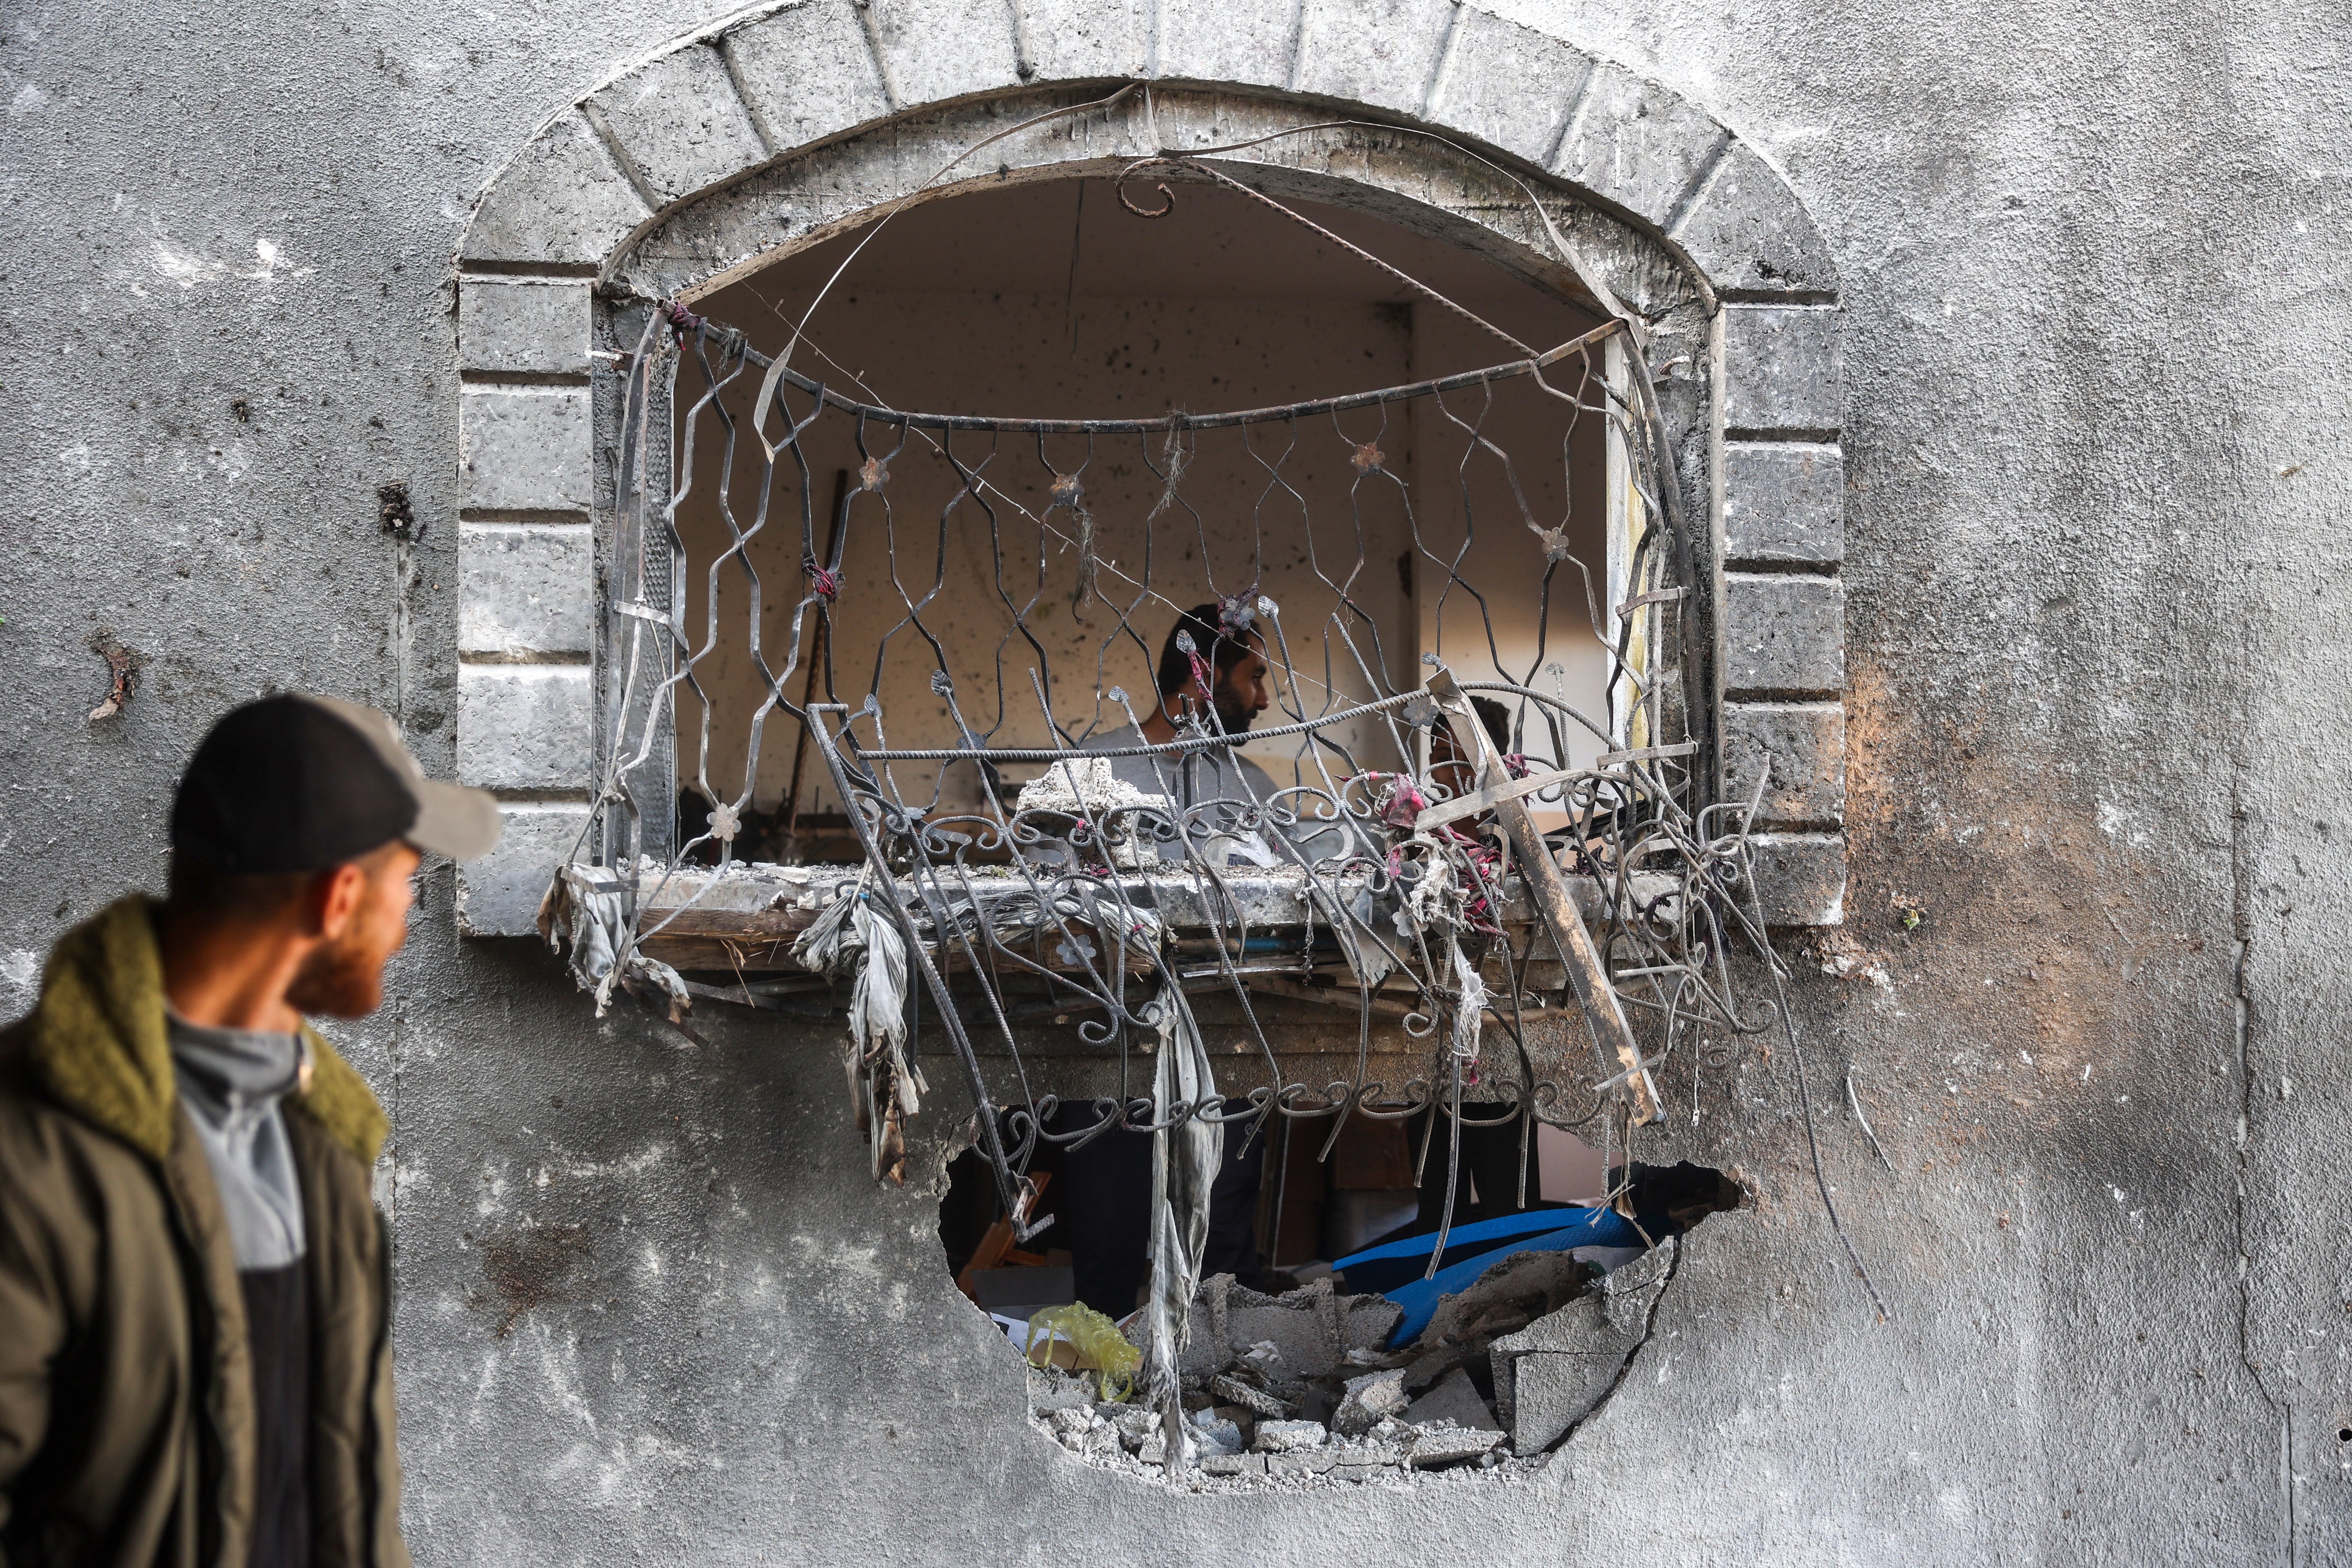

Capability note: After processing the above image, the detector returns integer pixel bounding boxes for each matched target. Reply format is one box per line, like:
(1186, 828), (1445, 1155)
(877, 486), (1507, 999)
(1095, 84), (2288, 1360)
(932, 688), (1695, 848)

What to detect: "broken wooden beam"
(1425, 669), (1660, 1124)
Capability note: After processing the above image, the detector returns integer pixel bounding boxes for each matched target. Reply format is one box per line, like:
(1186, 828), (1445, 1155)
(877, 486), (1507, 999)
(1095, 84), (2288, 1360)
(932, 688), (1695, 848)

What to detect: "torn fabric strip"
(1140, 982), (1220, 1472)
(848, 891), (924, 1183)
(536, 864), (692, 1023)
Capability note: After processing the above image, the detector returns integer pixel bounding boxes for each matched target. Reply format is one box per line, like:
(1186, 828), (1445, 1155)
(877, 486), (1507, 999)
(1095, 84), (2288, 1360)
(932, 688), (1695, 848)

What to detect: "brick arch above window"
(448, 0), (1848, 936)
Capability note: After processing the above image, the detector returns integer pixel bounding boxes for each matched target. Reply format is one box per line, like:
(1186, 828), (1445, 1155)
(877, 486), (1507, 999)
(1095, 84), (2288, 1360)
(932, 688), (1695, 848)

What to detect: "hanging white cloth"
(846, 888), (925, 1183)
(1139, 983), (1221, 1472)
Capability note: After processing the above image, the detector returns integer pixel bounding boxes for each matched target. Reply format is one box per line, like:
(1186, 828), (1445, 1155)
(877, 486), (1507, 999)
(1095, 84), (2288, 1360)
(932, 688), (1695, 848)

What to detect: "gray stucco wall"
(3, 0), (2347, 1561)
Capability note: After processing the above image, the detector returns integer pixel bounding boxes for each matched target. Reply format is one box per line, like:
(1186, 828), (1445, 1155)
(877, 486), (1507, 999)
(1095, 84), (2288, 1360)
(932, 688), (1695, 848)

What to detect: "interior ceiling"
(720, 175), (1601, 360)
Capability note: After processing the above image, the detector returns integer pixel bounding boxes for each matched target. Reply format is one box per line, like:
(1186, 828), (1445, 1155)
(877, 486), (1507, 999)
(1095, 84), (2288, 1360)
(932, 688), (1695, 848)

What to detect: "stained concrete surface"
(1, 0), (2347, 1561)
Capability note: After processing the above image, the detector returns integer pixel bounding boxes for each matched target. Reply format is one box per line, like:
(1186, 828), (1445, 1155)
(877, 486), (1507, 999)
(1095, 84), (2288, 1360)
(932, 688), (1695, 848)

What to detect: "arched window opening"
(662, 176), (1642, 866)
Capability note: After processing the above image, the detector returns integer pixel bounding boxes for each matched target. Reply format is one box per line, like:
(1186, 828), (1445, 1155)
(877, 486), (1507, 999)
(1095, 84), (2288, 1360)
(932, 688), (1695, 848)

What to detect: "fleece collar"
(22, 896), (389, 1169)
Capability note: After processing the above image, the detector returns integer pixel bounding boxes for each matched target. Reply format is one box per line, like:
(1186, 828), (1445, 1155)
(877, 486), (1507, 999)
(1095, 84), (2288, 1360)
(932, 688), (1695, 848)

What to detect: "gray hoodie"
(168, 1012), (309, 1269)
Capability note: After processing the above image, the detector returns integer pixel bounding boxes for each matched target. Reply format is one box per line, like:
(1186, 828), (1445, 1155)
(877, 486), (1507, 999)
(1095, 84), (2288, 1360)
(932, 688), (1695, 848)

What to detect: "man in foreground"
(0, 694), (499, 1568)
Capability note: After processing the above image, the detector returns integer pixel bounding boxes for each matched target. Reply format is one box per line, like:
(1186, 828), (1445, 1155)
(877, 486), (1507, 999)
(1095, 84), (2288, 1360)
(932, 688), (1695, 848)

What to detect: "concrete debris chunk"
(1138, 1426), (1197, 1466)
(1414, 1250), (1594, 1350)
(1402, 1341), (1482, 1394)
(1031, 1275), (1493, 1488)
(1014, 757), (1169, 867)
(1489, 1239), (1676, 1453)
(1226, 1280), (1344, 1380)
(1332, 1368), (1409, 1437)
(1237, 1339), (1285, 1379)
(1112, 1405), (1159, 1452)
(1403, 1367), (1500, 1434)
(1598, 1240), (1677, 1332)
(1027, 1366), (1096, 1413)
(1328, 1439), (1402, 1466)
(1341, 1294), (1405, 1354)
(1404, 1421), (1507, 1468)
(1207, 1373), (1291, 1418)
(1574, 1244), (1648, 1274)
(1252, 1419), (1328, 1453)
(1189, 1412), (1245, 1455)
(1043, 1406), (1125, 1459)
(1179, 1306), (1226, 1378)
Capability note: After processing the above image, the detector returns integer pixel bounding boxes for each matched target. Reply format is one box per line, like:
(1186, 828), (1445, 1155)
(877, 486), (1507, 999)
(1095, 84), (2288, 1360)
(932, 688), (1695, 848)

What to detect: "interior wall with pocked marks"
(0, 0), (2347, 1560)
(671, 176), (1605, 819)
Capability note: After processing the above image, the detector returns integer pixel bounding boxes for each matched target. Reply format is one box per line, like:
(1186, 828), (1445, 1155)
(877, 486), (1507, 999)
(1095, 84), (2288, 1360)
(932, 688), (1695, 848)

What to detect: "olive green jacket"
(0, 899), (410, 1568)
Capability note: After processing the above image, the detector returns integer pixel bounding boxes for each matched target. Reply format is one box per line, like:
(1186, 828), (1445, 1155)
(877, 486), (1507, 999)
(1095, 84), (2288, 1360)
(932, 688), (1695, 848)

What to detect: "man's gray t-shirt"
(1081, 724), (1279, 813)
(169, 1012), (313, 1568)
(1080, 725), (1345, 865)
(169, 1014), (307, 1269)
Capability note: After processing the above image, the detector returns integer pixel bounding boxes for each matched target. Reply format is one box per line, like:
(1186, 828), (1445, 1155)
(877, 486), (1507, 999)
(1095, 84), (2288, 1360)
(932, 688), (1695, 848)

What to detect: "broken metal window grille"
(539, 156), (1886, 1465)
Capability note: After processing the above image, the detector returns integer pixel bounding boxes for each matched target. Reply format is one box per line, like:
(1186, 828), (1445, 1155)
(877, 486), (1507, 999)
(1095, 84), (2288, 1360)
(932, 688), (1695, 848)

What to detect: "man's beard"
(1212, 691), (1257, 735)
(285, 923), (387, 1019)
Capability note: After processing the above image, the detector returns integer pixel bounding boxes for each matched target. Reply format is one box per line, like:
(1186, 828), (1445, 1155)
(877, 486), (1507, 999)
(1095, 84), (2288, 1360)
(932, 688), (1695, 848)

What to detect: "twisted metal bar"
(561, 257), (1846, 1304)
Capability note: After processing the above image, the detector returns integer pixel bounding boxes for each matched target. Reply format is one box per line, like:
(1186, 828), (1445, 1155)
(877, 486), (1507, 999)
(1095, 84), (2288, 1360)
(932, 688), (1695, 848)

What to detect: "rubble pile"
(1023, 1263), (1623, 1485)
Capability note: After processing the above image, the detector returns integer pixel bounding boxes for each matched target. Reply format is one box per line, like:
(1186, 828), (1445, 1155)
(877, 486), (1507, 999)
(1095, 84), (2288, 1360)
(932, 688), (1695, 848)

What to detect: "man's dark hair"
(1438, 696), (1512, 759)
(1469, 695), (1510, 753)
(1154, 602), (1263, 699)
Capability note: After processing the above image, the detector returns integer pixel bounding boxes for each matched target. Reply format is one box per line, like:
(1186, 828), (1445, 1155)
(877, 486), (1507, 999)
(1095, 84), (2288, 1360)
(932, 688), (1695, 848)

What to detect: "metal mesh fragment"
(556, 282), (1799, 1228)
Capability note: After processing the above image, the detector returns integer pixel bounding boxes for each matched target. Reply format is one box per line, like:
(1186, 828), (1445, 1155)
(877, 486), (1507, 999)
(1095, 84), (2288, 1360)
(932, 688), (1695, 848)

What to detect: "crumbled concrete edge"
(1539, 1238), (1682, 1456)
(1018, 1242), (1691, 1492)
(1022, 1402), (1556, 1495)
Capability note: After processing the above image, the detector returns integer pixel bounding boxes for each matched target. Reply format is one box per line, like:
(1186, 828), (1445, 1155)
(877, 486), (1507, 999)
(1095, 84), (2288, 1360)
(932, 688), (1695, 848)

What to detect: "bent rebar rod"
(805, 702), (1037, 1232)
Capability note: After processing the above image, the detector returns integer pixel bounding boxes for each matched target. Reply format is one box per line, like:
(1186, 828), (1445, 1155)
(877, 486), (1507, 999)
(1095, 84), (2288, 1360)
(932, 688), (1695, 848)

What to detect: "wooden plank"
(642, 907), (808, 938)
(638, 934), (803, 971)
(1426, 669), (1660, 1123)
(1243, 975), (1416, 1020)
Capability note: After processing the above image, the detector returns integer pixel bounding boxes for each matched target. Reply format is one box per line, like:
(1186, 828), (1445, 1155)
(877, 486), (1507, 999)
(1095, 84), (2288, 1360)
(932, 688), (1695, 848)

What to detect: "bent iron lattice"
(537, 155), (1889, 1354)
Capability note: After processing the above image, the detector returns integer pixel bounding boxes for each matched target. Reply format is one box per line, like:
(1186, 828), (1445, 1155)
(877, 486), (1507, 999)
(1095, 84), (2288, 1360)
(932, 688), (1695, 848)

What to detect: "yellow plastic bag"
(1024, 1303), (1141, 1403)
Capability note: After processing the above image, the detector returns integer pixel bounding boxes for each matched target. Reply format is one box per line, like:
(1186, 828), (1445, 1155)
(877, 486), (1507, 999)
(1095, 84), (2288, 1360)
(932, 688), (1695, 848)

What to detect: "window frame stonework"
(449, 0), (1847, 936)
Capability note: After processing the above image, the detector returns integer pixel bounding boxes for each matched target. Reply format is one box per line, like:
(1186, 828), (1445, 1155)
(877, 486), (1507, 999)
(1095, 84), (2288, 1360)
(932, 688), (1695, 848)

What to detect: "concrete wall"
(1, 0), (2346, 1564)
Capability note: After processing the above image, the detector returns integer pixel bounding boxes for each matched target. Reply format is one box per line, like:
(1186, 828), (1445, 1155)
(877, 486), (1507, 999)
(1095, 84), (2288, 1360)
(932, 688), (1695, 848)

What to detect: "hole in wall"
(938, 1110), (1740, 1486)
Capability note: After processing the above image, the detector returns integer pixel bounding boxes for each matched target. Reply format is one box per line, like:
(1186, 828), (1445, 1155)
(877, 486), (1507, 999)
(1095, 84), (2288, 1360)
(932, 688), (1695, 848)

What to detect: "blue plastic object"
(1335, 1206), (1646, 1346)
(1331, 1206), (1606, 1293)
